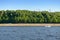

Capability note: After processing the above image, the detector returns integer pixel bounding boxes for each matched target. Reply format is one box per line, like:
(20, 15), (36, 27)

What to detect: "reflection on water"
(0, 26), (60, 40)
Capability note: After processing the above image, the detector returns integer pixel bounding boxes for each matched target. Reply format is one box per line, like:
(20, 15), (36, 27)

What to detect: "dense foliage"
(0, 10), (60, 23)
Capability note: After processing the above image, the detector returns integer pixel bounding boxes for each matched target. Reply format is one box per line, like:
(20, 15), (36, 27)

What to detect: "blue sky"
(0, 0), (60, 11)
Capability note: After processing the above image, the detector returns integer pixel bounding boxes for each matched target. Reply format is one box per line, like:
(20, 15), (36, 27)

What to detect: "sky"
(0, 0), (60, 12)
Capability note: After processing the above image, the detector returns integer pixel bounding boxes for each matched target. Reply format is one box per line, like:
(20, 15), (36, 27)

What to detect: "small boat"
(45, 25), (51, 27)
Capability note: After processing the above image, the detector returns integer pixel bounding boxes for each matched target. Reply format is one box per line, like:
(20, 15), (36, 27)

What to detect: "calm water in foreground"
(0, 26), (60, 40)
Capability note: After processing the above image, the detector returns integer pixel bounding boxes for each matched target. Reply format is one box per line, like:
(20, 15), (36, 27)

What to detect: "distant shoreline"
(0, 24), (60, 26)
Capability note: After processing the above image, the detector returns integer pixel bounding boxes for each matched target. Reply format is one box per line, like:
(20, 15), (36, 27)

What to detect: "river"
(0, 26), (60, 40)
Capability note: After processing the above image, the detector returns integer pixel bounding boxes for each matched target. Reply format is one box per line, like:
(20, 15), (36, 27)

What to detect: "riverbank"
(0, 24), (60, 26)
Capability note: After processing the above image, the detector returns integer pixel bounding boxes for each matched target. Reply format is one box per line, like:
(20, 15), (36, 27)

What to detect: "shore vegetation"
(0, 10), (60, 23)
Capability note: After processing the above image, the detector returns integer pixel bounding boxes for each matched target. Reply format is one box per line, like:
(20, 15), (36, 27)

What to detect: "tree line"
(0, 10), (60, 23)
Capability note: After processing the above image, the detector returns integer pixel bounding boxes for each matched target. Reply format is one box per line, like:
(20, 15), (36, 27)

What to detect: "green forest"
(0, 10), (60, 23)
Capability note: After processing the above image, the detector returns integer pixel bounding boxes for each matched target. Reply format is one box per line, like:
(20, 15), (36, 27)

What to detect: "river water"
(0, 26), (60, 40)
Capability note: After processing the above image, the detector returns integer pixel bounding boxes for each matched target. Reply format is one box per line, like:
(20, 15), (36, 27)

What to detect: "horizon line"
(0, 9), (60, 12)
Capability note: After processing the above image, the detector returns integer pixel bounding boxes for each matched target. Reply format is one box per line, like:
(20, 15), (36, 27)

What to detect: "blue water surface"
(0, 26), (60, 40)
